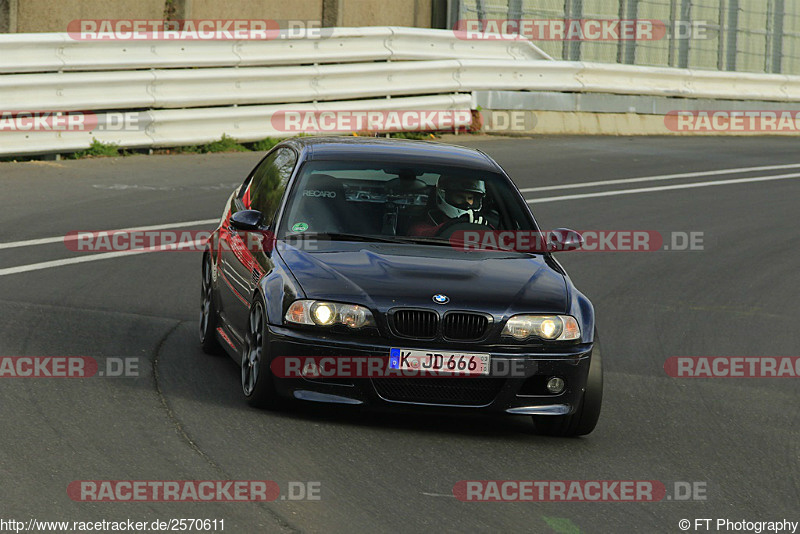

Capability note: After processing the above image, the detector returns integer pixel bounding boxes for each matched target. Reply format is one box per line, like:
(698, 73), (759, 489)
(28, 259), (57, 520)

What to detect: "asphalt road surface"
(1, 136), (798, 533)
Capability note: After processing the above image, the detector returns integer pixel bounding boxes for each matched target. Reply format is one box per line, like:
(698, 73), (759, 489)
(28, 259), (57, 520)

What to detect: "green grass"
(201, 134), (249, 153)
(0, 131), (455, 163)
(67, 139), (121, 159)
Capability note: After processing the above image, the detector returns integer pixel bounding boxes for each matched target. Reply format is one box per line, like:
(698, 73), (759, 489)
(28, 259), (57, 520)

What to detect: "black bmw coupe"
(200, 137), (602, 437)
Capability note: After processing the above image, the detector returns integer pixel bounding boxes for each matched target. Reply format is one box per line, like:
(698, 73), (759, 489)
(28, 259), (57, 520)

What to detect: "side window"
(246, 147), (297, 225)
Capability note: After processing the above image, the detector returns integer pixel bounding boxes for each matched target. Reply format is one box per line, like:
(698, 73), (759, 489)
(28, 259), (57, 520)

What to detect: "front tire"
(199, 254), (223, 355)
(533, 332), (603, 437)
(241, 298), (280, 408)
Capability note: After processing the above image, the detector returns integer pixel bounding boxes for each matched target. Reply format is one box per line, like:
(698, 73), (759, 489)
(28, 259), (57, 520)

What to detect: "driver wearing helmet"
(407, 175), (489, 237)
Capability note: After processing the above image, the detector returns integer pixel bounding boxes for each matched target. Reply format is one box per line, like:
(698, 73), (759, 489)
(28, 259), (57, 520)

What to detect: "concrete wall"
(339, 0), (432, 28)
(1, 0), (432, 33)
(15, 0), (165, 33)
(188, 0), (323, 24)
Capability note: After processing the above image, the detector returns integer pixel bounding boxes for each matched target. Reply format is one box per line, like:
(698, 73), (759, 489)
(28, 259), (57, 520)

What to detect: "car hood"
(277, 241), (568, 316)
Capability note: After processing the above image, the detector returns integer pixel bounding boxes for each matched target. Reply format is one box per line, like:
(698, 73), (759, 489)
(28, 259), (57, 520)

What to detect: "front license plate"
(389, 348), (491, 376)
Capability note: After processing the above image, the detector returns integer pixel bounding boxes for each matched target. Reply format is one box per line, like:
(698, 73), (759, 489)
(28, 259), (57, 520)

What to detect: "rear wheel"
(199, 254), (222, 355)
(533, 332), (603, 437)
(241, 299), (280, 409)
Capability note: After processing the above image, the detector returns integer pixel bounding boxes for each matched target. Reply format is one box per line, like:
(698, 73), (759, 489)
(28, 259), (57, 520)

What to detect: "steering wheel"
(434, 219), (492, 239)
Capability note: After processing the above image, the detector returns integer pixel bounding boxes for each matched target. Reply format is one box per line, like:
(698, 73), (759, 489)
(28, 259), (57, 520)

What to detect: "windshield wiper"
(284, 232), (401, 244)
(284, 232), (454, 246)
(384, 235), (453, 246)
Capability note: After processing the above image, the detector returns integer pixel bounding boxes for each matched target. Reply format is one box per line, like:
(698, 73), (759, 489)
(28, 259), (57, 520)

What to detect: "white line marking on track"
(0, 218), (218, 250)
(0, 238), (207, 277)
(519, 163), (800, 193)
(527, 172), (800, 204)
(4, 165), (799, 276)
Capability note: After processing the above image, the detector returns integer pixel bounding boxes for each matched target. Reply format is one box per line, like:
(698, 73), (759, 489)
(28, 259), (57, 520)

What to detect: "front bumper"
(266, 325), (593, 416)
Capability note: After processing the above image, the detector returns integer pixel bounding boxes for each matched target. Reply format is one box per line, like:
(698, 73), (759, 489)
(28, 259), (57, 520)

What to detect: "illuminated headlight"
(501, 315), (581, 341)
(311, 302), (335, 325)
(285, 300), (376, 329)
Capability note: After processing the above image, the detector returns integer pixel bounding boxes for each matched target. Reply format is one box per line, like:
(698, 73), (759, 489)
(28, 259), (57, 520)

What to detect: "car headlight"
(285, 300), (376, 329)
(501, 315), (581, 341)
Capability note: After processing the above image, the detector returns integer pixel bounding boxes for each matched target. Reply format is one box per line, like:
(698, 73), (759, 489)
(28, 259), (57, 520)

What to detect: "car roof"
(281, 136), (500, 172)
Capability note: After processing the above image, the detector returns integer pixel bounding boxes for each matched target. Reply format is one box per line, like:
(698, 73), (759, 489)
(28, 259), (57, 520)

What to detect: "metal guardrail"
(0, 27), (550, 74)
(0, 94), (474, 156)
(5, 58), (800, 114)
(0, 27), (547, 156)
(457, 60), (800, 101)
(2, 26), (800, 156)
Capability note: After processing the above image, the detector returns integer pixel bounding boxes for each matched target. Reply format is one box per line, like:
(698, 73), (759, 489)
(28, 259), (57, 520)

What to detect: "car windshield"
(278, 160), (538, 244)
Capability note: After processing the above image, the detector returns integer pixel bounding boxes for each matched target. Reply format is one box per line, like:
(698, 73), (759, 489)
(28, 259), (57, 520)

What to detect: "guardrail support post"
(725, 0), (739, 71)
(768, 0), (784, 73)
(507, 0), (522, 22)
(447, 0), (461, 30)
(716, 0), (726, 70)
(322, 0), (343, 27)
(677, 0), (691, 68)
(164, 0), (190, 20)
(618, 0), (638, 64)
(667, 0), (677, 66)
(475, 0), (487, 21)
(432, 0), (449, 29)
(0, 0), (17, 33)
(564, 0), (582, 61)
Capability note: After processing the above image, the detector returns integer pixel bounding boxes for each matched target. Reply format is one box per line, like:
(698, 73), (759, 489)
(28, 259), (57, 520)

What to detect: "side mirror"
(230, 210), (264, 232)
(547, 228), (583, 252)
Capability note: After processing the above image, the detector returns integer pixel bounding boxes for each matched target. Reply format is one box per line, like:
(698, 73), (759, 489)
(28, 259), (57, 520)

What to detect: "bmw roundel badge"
(432, 294), (450, 305)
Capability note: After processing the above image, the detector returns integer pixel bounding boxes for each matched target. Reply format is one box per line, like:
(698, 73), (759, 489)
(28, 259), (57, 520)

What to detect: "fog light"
(546, 377), (565, 394)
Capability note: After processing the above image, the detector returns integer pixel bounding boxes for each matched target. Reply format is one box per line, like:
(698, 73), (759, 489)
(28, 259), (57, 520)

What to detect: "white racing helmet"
(435, 175), (486, 219)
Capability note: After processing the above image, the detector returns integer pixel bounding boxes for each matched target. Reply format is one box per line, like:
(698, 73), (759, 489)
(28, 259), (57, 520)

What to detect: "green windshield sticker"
(292, 222), (309, 233)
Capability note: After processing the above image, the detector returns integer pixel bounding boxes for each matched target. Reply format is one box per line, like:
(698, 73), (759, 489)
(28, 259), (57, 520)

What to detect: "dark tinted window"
(244, 147), (297, 225)
(279, 160), (536, 240)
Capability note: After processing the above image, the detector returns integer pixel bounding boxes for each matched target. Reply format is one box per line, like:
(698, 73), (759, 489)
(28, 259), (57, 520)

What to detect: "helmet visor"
(442, 188), (484, 211)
